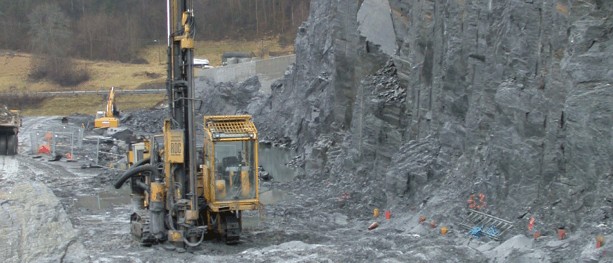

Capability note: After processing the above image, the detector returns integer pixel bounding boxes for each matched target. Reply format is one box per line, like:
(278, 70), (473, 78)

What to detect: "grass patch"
(0, 52), (166, 93)
(135, 80), (165, 90)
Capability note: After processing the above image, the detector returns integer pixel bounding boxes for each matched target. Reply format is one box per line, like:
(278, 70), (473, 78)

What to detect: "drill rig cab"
(202, 116), (259, 242)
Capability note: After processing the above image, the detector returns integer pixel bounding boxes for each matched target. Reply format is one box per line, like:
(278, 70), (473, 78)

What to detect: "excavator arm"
(105, 87), (117, 118)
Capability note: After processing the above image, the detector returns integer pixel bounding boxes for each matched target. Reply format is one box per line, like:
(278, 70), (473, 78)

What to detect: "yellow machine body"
(127, 141), (151, 166)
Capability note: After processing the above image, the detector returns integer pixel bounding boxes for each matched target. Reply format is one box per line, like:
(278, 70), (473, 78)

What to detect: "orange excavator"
(94, 87), (119, 128)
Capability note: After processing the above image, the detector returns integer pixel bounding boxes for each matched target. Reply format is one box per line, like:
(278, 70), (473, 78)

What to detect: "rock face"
(255, 0), (613, 255)
(382, 0), (613, 231)
(0, 181), (77, 263)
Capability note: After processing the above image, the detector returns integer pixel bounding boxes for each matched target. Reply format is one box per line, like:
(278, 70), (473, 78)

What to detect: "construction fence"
(30, 125), (124, 167)
(30, 124), (84, 160)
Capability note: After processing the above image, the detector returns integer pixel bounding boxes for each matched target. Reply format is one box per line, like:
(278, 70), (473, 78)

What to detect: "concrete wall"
(199, 55), (296, 93)
(255, 55), (296, 80)
(199, 60), (256, 83)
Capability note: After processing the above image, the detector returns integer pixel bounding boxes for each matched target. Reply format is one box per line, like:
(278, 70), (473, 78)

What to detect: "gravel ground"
(2, 113), (611, 262)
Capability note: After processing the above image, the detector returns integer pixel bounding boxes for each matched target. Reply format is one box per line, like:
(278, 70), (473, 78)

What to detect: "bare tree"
(28, 3), (89, 87)
(29, 4), (71, 59)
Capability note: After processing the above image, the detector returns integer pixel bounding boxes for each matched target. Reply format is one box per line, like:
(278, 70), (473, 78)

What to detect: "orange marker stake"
(557, 228), (566, 240)
(440, 226), (448, 236)
(597, 235), (605, 248)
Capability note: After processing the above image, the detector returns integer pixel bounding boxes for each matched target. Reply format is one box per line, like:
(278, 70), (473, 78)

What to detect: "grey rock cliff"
(257, 1), (613, 257)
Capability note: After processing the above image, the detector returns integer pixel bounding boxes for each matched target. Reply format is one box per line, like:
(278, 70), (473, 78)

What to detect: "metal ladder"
(459, 209), (514, 240)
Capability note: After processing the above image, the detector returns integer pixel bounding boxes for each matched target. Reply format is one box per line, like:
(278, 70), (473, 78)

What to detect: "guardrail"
(1, 89), (166, 97)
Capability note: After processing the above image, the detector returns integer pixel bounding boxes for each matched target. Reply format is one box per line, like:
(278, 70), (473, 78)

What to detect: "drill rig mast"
(163, 0), (201, 246)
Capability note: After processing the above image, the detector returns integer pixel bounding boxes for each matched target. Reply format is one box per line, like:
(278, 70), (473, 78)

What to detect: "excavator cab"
(95, 111), (105, 120)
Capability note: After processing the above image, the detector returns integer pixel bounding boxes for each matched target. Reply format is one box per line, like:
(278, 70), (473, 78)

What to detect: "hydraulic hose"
(111, 157), (150, 189)
(113, 164), (159, 189)
(166, 204), (205, 247)
(132, 157), (151, 168)
(183, 226), (207, 247)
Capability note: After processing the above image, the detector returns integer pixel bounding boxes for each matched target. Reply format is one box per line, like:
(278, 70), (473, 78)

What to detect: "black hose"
(113, 157), (150, 189)
(113, 164), (159, 189)
(133, 157), (151, 168)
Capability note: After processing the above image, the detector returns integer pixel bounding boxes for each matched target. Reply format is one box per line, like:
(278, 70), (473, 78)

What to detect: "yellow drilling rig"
(113, 0), (261, 247)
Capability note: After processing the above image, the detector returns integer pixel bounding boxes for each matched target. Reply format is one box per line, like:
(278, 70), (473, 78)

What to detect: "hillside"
(0, 37), (293, 115)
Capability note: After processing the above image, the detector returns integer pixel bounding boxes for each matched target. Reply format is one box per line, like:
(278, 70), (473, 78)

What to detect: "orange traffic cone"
(528, 217), (535, 231)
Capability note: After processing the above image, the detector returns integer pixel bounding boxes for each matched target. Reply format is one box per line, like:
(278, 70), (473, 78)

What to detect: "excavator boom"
(105, 87), (116, 117)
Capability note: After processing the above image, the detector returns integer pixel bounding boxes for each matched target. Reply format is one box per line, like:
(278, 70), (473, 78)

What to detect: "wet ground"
(1, 116), (341, 262)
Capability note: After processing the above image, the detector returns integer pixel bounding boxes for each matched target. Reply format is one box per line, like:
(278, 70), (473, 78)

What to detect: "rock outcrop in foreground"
(0, 179), (76, 263)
